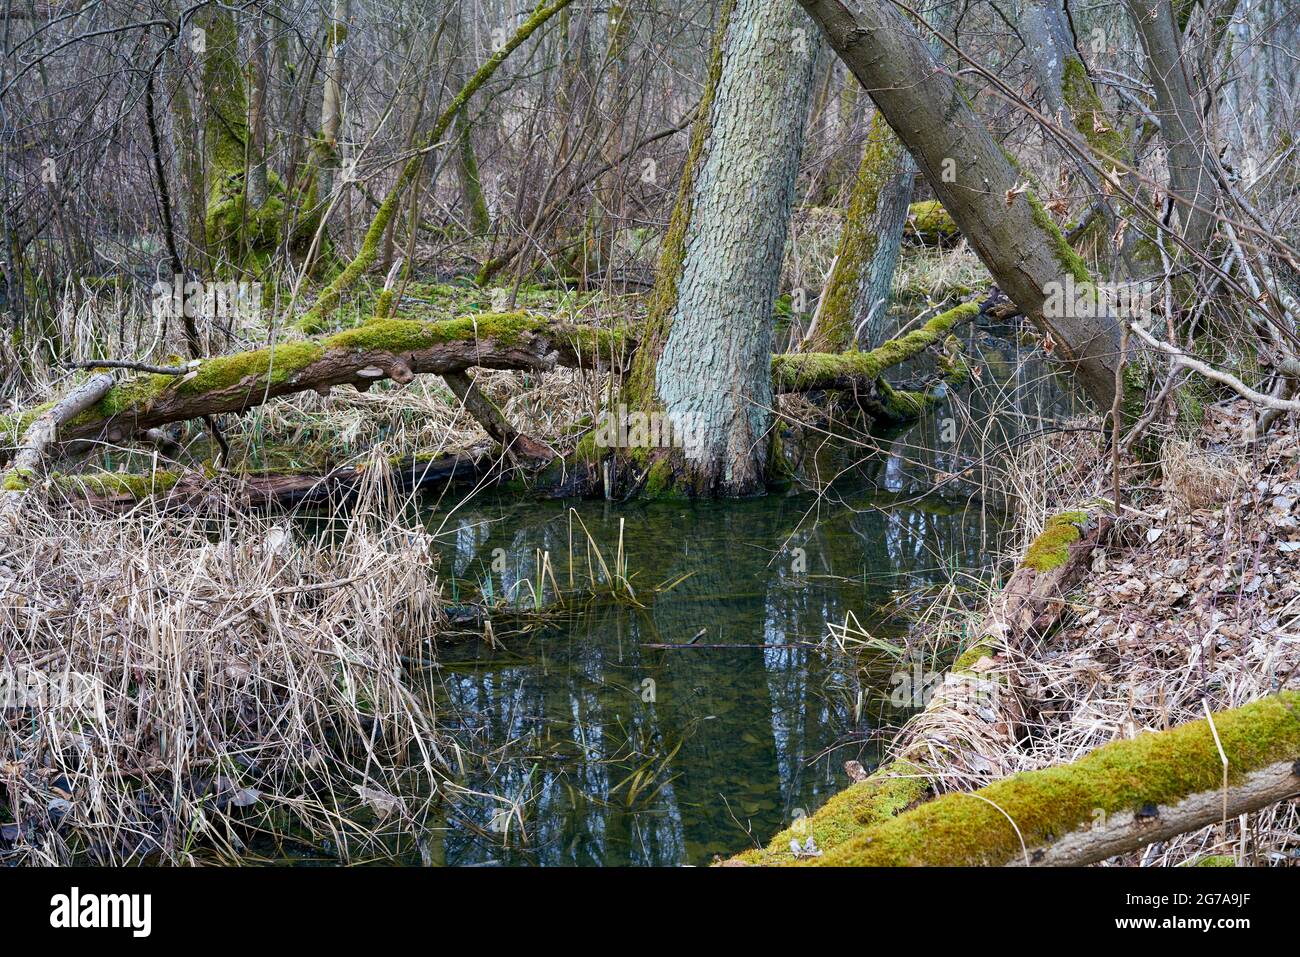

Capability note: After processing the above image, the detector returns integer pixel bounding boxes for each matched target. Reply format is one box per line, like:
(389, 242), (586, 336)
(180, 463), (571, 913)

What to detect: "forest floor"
(920, 401), (1300, 866)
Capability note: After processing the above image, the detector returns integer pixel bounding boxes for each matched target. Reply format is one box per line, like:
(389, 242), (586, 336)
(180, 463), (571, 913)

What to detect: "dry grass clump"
(0, 463), (452, 864)
(1161, 436), (1248, 511)
(892, 240), (987, 305)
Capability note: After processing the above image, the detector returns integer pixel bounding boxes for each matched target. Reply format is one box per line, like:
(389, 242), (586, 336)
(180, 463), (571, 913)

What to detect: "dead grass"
(0, 462), (455, 864)
(890, 401), (1300, 866)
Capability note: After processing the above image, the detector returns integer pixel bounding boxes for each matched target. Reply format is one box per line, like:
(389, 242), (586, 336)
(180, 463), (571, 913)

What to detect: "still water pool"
(422, 483), (1001, 865)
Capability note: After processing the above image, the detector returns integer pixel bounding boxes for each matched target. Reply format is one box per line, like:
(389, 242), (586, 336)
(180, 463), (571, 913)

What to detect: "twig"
(66, 359), (192, 375)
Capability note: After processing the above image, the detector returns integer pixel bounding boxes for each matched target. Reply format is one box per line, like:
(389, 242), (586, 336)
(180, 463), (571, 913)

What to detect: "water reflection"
(426, 488), (999, 866)
(411, 313), (1071, 865)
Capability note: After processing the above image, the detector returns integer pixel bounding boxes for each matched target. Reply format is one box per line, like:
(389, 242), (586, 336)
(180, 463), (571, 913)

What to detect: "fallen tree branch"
(0, 314), (628, 451)
(50, 453), (489, 511)
(1130, 321), (1300, 413)
(65, 359), (193, 376)
(772, 300), (982, 392)
(1, 373), (114, 525)
(1017, 758), (1300, 866)
(808, 691), (1300, 866)
(442, 371), (555, 464)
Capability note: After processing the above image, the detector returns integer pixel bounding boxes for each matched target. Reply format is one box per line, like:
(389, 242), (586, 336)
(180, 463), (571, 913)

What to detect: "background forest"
(1, 0), (1299, 868)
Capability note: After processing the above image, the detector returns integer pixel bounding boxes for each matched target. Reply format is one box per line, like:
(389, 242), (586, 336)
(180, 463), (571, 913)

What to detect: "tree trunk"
(198, 6), (249, 269)
(806, 113), (913, 351)
(809, 1), (955, 351)
(316, 0), (349, 206)
(247, 9), (270, 208)
(630, 0), (819, 496)
(1124, 0), (1218, 256)
(799, 0), (1124, 410)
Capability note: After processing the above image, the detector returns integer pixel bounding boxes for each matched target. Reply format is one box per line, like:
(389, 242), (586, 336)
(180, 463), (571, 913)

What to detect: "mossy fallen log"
(903, 199), (958, 244)
(729, 507), (1112, 865)
(51, 453), (489, 511)
(0, 313), (628, 450)
(1, 373), (114, 525)
(5, 294), (994, 471)
(809, 691), (1300, 866)
(772, 299), (980, 392)
(50, 445), (606, 512)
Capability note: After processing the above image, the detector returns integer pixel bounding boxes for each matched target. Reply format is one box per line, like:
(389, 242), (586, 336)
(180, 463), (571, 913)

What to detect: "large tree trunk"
(198, 6), (249, 270)
(629, 0), (819, 496)
(798, 0), (1124, 410)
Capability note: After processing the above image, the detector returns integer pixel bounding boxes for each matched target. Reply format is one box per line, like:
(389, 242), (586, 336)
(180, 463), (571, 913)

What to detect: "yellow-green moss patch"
(1021, 510), (1089, 572)
(731, 759), (931, 865)
(813, 690), (1300, 866)
(772, 301), (979, 391)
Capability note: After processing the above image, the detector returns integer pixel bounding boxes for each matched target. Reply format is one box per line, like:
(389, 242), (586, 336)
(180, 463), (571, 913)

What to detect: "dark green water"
(422, 485), (1000, 866)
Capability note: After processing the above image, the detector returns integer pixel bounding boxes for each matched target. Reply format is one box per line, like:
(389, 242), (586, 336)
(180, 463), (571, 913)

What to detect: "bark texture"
(1125, 0), (1218, 255)
(643, 0), (819, 495)
(809, 113), (914, 351)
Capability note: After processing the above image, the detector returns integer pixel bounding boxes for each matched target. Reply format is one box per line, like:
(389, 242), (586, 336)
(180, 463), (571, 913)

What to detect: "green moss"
(905, 200), (957, 241)
(731, 760), (931, 865)
(951, 637), (996, 673)
(2, 468), (34, 492)
(573, 430), (604, 465)
(811, 690), (1300, 866)
(773, 301), (979, 391)
(1025, 191), (1093, 288)
(1061, 57), (1128, 164)
(176, 340), (325, 395)
(54, 469), (180, 500)
(1191, 854), (1236, 867)
(813, 114), (903, 351)
(1020, 510), (1089, 572)
(642, 455), (676, 498)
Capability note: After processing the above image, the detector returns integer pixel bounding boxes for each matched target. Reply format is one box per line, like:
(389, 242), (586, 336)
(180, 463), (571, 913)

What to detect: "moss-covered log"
(730, 506), (1113, 864)
(1, 373), (114, 523)
(902, 200), (958, 244)
(808, 691), (1300, 866)
(773, 299), (979, 392)
(49, 453), (489, 511)
(3, 314), (627, 450)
